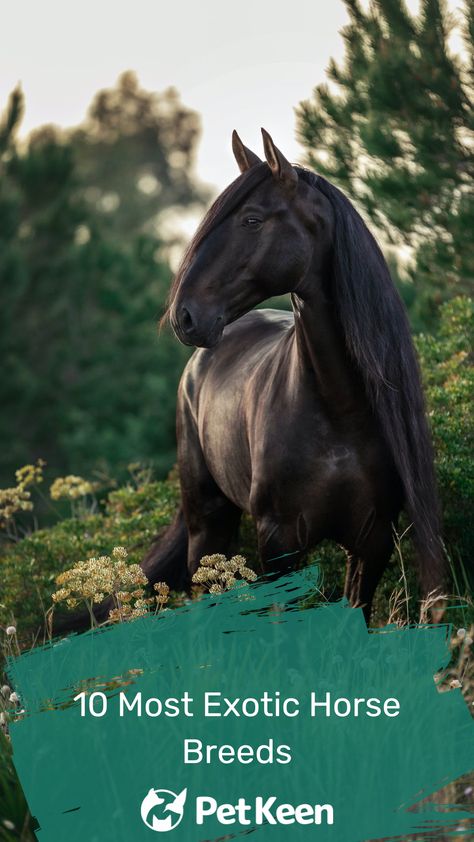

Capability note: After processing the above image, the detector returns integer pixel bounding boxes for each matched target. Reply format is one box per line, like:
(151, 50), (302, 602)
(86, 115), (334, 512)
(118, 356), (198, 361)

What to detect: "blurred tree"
(0, 80), (204, 486)
(297, 0), (474, 327)
(71, 71), (209, 240)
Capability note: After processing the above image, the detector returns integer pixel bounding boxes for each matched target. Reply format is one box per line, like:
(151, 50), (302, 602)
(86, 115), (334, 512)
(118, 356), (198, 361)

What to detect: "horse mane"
(297, 168), (444, 593)
(165, 161), (444, 592)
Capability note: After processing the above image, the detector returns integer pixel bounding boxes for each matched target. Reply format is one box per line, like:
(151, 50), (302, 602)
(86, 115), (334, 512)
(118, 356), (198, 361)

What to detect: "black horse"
(142, 129), (444, 621)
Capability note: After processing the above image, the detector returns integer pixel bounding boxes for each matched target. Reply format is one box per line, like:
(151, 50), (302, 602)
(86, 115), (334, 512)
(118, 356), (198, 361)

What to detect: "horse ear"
(232, 130), (262, 173)
(261, 128), (297, 192)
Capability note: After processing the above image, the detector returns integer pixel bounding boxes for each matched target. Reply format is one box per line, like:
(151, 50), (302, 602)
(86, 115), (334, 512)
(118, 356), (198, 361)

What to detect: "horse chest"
(251, 419), (377, 516)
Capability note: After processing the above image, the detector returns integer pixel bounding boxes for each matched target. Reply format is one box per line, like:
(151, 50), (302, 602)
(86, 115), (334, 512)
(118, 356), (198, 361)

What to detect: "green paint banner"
(7, 570), (474, 840)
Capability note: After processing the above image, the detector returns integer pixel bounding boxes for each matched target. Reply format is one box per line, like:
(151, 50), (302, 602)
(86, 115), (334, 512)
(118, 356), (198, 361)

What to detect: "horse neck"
(290, 278), (365, 415)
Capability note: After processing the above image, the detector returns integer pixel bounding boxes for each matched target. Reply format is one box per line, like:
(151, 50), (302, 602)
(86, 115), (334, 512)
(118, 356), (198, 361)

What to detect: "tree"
(70, 71), (209, 241)
(0, 80), (204, 486)
(297, 0), (474, 327)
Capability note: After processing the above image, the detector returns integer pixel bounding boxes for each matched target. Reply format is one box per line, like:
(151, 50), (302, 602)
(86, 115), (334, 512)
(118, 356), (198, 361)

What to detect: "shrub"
(416, 297), (474, 586)
(0, 478), (179, 635)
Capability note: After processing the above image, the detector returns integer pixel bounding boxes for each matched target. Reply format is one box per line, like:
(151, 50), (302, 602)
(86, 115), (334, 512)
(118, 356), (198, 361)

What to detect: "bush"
(416, 297), (474, 585)
(0, 478), (179, 635)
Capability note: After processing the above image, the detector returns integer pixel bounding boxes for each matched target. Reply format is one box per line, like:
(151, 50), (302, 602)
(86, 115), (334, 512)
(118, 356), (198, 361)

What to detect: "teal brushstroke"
(6, 568), (474, 841)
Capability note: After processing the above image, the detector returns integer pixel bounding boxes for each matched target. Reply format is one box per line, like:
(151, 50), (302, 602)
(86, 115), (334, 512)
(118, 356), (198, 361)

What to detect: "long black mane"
(168, 164), (444, 592)
(300, 169), (443, 591)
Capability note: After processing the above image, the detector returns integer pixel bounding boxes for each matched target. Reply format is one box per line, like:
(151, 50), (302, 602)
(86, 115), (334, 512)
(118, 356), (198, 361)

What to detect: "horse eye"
(244, 216), (262, 227)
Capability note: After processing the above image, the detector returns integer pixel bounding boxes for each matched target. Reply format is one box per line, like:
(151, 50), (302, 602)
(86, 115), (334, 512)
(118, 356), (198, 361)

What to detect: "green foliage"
(0, 478), (179, 634)
(416, 296), (474, 576)
(0, 731), (35, 841)
(0, 78), (207, 487)
(297, 0), (474, 327)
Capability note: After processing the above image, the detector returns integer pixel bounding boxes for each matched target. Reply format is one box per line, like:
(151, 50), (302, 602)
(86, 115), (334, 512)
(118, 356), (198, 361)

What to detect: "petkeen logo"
(140, 788), (187, 832)
(140, 787), (334, 831)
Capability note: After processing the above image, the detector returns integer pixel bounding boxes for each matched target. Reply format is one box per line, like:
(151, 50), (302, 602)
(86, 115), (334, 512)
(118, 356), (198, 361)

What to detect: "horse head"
(167, 129), (334, 348)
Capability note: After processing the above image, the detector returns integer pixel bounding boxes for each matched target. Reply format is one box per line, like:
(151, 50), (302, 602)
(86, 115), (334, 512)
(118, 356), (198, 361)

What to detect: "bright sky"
(0, 0), (464, 195)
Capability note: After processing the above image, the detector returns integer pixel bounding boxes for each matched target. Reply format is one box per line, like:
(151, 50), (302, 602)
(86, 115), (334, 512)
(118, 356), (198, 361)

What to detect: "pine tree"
(297, 0), (474, 327)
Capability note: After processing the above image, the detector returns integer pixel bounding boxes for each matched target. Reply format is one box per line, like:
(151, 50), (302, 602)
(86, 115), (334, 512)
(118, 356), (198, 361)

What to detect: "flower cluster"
(154, 581), (171, 606)
(0, 486), (33, 521)
(0, 680), (24, 735)
(15, 459), (45, 489)
(192, 554), (257, 594)
(0, 459), (45, 523)
(52, 546), (169, 624)
(50, 475), (96, 501)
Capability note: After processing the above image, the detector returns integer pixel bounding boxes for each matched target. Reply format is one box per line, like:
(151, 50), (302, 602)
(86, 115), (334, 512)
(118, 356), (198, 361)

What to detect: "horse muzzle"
(171, 303), (225, 349)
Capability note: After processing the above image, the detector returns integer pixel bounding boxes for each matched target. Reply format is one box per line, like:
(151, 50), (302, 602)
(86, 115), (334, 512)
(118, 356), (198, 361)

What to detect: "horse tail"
(141, 506), (189, 591)
(52, 509), (189, 635)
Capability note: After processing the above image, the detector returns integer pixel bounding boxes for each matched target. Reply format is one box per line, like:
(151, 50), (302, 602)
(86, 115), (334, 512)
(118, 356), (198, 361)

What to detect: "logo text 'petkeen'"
(140, 788), (334, 831)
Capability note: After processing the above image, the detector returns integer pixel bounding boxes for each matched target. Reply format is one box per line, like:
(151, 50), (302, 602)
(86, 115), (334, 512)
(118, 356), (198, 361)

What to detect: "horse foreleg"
(256, 515), (306, 574)
(178, 396), (242, 579)
(186, 500), (242, 578)
(344, 524), (394, 623)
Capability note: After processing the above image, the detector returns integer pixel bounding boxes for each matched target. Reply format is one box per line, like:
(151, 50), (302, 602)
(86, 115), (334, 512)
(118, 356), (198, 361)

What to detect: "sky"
(0, 0), (464, 195)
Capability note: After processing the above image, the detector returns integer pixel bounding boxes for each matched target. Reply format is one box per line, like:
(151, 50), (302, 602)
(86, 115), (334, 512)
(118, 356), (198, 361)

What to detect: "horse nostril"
(181, 307), (194, 335)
